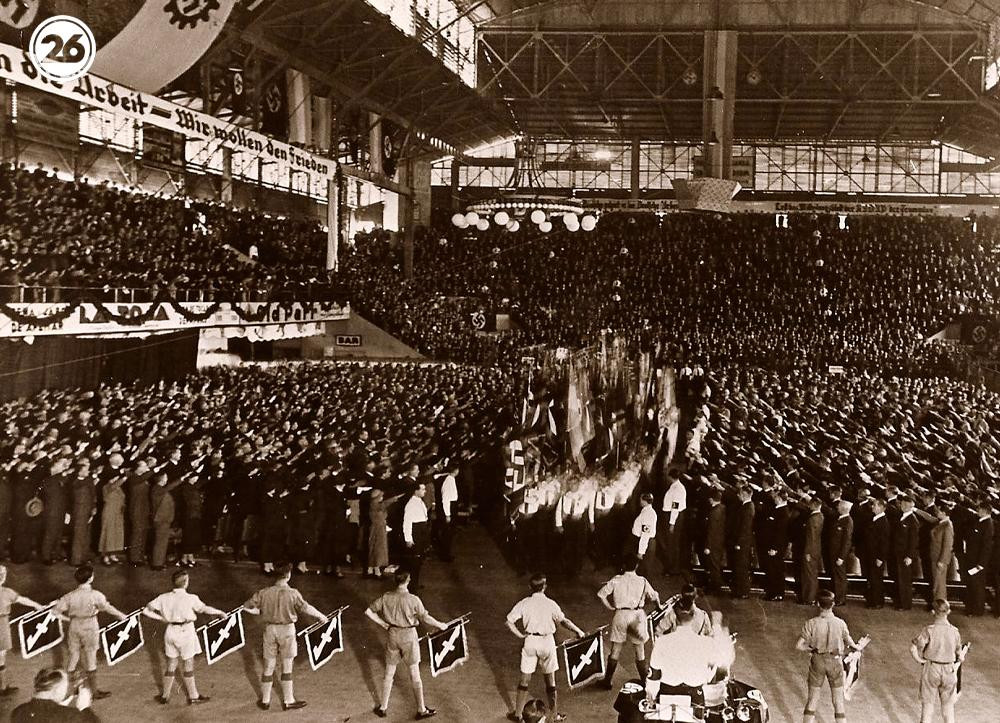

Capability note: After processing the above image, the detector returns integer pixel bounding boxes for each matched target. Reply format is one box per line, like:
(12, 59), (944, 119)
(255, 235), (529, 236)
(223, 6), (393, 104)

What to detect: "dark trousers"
(832, 560), (848, 604)
(704, 550), (724, 594)
(433, 516), (453, 560)
(658, 518), (684, 575)
(866, 558), (885, 607)
(731, 547), (752, 597)
(800, 556), (819, 604)
(895, 557), (914, 610)
(764, 554), (786, 598)
(963, 568), (987, 615)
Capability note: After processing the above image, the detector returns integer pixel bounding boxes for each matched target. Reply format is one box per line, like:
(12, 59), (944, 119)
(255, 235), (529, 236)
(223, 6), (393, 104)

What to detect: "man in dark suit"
(761, 488), (790, 601)
(892, 496), (919, 610)
(730, 486), (754, 598)
(865, 497), (890, 608)
(961, 498), (994, 616)
(800, 496), (824, 605)
(821, 485), (844, 579)
(828, 499), (854, 605)
(853, 488), (873, 584)
(702, 490), (726, 594)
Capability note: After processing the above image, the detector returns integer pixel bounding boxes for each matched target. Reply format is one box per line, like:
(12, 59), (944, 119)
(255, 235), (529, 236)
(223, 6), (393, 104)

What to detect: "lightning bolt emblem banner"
(15, 606), (63, 660)
(299, 608), (347, 672)
(427, 618), (470, 678)
(199, 608), (245, 665)
(563, 631), (605, 689)
(101, 610), (145, 666)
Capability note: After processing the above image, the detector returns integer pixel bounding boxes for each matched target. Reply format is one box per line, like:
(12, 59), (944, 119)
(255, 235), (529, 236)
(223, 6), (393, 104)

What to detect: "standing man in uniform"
(894, 496), (920, 611)
(910, 599), (963, 723)
(402, 481), (431, 591)
(142, 570), (226, 705)
(0, 565), (45, 696)
(928, 506), (954, 607)
(243, 563), (327, 711)
(629, 493), (658, 577)
(39, 457), (70, 565)
(126, 458), (153, 566)
(829, 499), (854, 606)
(658, 470), (686, 577)
(505, 573), (586, 723)
(795, 589), (864, 723)
(53, 565), (128, 699)
(761, 489), (790, 601)
(800, 496), (824, 605)
(703, 489), (726, 594)
(865, 498), (890, 609)
(597, 555), (660, 689)
(960, 498), (993, 617)
(730, 486), (755, 599)
(366, 570), (448, 720)
(69, 461), (95, 566)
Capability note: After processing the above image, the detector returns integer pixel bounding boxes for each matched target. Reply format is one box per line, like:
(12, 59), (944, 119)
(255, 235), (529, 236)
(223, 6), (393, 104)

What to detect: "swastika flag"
(300, 610), (345, 671)
(101, 612), (144, 666)
(200, 609), (245, 665)
(16, 607), (64, 660)
(563, 631), (605, 689)
(427, 620), (469, 677)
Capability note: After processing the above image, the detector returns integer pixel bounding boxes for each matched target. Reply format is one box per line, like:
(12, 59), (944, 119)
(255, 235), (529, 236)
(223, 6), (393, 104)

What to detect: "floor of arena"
(1, 526), (996, 723)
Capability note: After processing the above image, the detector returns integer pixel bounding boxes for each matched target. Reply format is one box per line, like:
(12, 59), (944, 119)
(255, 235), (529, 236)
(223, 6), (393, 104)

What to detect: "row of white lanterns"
(451, 209), (597, 233)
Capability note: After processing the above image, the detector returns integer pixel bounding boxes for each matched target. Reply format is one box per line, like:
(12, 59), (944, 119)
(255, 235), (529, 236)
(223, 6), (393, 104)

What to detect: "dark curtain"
(0, 331), (199, 401)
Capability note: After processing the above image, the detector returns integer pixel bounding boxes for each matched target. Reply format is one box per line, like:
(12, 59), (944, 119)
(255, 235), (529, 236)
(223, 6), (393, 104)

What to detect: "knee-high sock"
(604, 656), (619, 682)
(636, 658), (649, 682)
(86, 670), (99, 692)
(410, 669), (426, 711)
(546, 686), (558, 716)
(380, 667), (395, 710)
(182, 670), (198, 700)
(514, 684), (529, 718)
(260, 674), (273, 704)
(279, 673), (294, 704)
(162, 669), (176, 699)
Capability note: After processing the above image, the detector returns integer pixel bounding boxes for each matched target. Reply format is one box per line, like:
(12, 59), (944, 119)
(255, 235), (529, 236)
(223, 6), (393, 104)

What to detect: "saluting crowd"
(0, 362), (514, 579)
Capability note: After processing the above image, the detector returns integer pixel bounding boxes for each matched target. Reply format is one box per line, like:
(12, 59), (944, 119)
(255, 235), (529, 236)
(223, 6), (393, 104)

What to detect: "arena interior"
(2, 1), (1000, 722)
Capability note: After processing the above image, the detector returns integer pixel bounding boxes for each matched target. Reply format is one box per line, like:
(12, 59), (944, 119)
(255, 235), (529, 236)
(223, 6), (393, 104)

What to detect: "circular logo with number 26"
(28, 15), (97, 82)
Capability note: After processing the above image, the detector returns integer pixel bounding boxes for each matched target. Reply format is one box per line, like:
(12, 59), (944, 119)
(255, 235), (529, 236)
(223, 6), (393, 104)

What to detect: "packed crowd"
(0, 362), (514, 574)
(345, 213), (999, 374)
(0, 164), (338, 302)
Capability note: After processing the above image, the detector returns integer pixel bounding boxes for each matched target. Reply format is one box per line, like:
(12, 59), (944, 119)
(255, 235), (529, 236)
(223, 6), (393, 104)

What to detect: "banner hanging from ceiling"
(91, 0), (237, 94)
(0, 42), (335, 183)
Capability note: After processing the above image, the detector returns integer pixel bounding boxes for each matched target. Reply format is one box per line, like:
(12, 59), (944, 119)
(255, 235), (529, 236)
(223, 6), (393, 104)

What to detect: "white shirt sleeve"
(403, 497), (418, 544)
(663, 482), (688, 525)
(441, 475), (458, 518)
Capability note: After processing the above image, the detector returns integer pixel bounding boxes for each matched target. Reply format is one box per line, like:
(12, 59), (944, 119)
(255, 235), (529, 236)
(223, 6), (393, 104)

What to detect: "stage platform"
(0, 526), (997, 722)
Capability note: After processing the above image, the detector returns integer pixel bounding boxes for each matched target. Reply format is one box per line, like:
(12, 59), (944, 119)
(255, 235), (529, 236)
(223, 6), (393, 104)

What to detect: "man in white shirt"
(646, 608), (722, 704)
(658, 471), (687, 576)
(402, 483), (430, 591)
(433, 461), (459, 562)
(631, 493), (658, 576)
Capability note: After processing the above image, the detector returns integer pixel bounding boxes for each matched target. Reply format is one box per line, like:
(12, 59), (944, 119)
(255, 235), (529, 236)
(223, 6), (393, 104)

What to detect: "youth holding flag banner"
(426, 614), (471, 677)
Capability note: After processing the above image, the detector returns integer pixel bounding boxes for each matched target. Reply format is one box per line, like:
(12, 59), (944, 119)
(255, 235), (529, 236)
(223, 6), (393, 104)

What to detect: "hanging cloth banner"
(91, 0), (237, 94)
(0, 42), (336, 184)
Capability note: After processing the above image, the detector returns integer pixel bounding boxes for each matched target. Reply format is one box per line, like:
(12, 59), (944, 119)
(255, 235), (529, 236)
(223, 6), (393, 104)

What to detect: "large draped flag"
(567, 359), (594, 471)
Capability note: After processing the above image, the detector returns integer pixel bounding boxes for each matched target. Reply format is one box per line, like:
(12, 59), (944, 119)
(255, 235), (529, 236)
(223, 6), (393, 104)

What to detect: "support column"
(286, 69), (312, 145)
(313, 96), (332, 152)
(397, 159), (414, 281)
(702, 30), (737, 179)
(369, 113), (383, 176)
(326, 174), (340, 271)
(220, 147), (233, 203)
(450, 158), (461, 211)
(630, 139), (641, 199)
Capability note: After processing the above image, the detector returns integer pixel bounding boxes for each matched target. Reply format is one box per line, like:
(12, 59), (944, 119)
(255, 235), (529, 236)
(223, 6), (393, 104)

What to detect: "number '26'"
(39, 32), (85, 63)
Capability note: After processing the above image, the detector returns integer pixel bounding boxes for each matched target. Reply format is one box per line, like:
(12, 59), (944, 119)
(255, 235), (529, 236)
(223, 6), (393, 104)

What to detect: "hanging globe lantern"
(581, 215), (597, 231)
(530, 209), (546, 225)
(476, 218), (490, 231)
(562, 212), (579, 228)
(539, 220), (553, 233)
(465, 211), (480, 225)
(494, 211), (510, 226)
(451, 213), (466, 227)
(507, 220), (520, 232)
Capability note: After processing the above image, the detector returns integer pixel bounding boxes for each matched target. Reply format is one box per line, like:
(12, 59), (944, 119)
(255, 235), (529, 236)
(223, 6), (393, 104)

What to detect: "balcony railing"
(0, 284), (347, 305)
